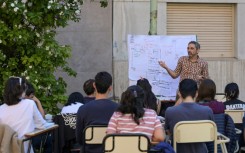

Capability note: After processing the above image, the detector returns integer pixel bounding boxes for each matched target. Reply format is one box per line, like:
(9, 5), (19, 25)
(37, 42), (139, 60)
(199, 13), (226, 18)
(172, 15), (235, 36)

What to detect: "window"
(167, 3), (235, 57)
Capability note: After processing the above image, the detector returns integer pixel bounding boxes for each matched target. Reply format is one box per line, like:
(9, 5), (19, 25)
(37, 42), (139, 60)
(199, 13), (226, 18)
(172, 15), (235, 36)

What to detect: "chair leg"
(27, 140), (32, 153)
(240, 146), (245, 153)
(234, 140), (240, 153)
(220, 143), (228, 153)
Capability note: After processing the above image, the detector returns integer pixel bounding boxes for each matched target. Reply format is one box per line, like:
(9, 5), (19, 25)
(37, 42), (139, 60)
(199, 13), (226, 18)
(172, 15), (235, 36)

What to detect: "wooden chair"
(215, 93), (226, 102)
(225, 110), (245, 152)
(224, 110), (245, 124)
(83, 125), (107, 153)
(103, 133), (150, 153)
(173, 120), (229, 153)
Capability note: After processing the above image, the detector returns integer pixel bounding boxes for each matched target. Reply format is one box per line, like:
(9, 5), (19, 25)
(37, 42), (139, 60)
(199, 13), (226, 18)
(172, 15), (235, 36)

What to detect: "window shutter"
(167, 3), (235, 57)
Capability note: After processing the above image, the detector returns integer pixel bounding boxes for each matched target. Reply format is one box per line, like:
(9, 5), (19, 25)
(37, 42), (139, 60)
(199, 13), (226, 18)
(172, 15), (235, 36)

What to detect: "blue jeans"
(32, 134), (52, 153)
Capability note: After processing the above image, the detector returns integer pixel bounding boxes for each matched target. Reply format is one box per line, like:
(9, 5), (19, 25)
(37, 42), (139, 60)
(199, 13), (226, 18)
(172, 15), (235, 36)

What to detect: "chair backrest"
(224, 110), (245, 124)
(173, 120), (218, 153)
(82, 125), (107, 153)
(103, 133), (150, 153)
(83, 125), (107, 144)
(215, 93), (226, 102)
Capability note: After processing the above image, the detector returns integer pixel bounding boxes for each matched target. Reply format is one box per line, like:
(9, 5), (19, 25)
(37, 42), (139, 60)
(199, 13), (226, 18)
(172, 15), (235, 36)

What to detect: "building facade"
(113, 0), (245, 100)
(57, 0), (245, 101)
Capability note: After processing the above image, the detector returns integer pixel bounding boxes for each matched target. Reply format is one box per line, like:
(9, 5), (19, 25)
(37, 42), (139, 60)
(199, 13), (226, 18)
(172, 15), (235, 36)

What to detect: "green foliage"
(0, 0), (107, 114)
(99, 0), (108, 8)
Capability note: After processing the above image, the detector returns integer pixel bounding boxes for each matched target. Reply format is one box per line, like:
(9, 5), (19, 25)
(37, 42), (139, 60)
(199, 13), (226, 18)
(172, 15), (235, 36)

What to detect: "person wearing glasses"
(158, 41), (209, 86)
(0, 77), (52, 153)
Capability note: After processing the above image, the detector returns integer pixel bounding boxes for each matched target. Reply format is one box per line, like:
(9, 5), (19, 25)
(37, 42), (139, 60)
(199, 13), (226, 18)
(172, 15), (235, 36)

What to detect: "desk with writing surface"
(23, 124), (58, 153)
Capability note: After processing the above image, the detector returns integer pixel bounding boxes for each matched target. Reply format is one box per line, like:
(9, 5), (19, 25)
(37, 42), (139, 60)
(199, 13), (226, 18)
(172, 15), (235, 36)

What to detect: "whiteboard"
(128, 34), (196, 98)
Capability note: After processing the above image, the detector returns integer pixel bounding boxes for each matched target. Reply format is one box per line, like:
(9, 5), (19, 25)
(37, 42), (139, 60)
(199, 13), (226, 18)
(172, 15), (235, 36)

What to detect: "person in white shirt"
(0, 76), (51, 153)
(61, 92), (84, 114)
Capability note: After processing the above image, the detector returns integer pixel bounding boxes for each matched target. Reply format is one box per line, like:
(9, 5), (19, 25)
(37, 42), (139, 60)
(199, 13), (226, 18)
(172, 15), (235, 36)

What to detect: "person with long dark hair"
(61, 92), (84, 114)
(223, 83), (245, 153)
(224, 82), (245, 110)
(106, 85), (164, 142)
(0, 76), (51, 153)
(137, 78), (160, 114)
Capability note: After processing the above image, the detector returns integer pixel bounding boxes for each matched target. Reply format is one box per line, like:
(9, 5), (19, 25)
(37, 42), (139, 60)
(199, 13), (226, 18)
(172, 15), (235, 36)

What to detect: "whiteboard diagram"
(128, 34), (196, 97)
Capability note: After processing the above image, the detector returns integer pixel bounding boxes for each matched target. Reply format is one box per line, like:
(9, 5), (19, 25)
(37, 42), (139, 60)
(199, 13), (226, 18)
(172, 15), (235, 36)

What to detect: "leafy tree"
(0, 0), (108, 114)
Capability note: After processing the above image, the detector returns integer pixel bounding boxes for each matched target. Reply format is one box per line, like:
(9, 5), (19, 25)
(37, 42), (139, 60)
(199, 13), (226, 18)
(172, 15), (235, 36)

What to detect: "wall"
(55, 1), (113, 96)
(113, 0), (245, 100)
(53, 0), (245, 100)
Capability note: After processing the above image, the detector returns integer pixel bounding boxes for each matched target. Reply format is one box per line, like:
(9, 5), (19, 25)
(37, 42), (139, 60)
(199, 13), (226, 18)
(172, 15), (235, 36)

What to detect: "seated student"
(165, 79), (214, 153)
(83, 79), (95, 104)
(137, 78), (160, 114)
(106, 85), (164, 142)
(196, 79), (225, 114)
(76, 71), (118, 153)
(25, 82), (45, 118)
(224, 82), (245, 110)
(197, 81), (237, 153)
(224, 83), (245, 150)
(61, 92), (84, 114)
(0, 76), (51, 153)
(25, 82), (52, 153)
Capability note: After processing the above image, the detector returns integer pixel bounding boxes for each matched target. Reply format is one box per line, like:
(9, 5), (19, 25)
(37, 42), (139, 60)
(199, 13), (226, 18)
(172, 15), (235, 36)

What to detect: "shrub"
(0, 0), (108, 114)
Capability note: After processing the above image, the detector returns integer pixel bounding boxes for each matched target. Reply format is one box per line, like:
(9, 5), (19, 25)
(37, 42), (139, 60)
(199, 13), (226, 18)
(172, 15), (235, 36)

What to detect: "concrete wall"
(54, 0), (245, 101)
(113, 0), (245, 101)
(55, 1), (113, 96)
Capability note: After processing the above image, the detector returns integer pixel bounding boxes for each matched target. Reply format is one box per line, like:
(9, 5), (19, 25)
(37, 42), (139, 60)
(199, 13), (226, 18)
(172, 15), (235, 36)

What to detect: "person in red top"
(196, 79), (225, 114)
(158, 41), (209, 86)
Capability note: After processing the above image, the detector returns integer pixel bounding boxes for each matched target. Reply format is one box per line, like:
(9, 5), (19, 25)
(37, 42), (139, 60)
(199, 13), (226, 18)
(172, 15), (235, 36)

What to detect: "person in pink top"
(106, 85), (164, 142)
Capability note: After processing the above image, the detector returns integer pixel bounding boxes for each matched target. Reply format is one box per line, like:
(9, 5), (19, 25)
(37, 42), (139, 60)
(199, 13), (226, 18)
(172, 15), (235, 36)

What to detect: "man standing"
(165, 79), (214, 153)
(76, 71), (118, 153)
(159, 41), (209, 86)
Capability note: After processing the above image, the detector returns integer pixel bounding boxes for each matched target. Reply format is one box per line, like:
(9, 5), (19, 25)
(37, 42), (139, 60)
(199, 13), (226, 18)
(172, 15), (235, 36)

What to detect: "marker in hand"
(158, 61), (166, 68)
